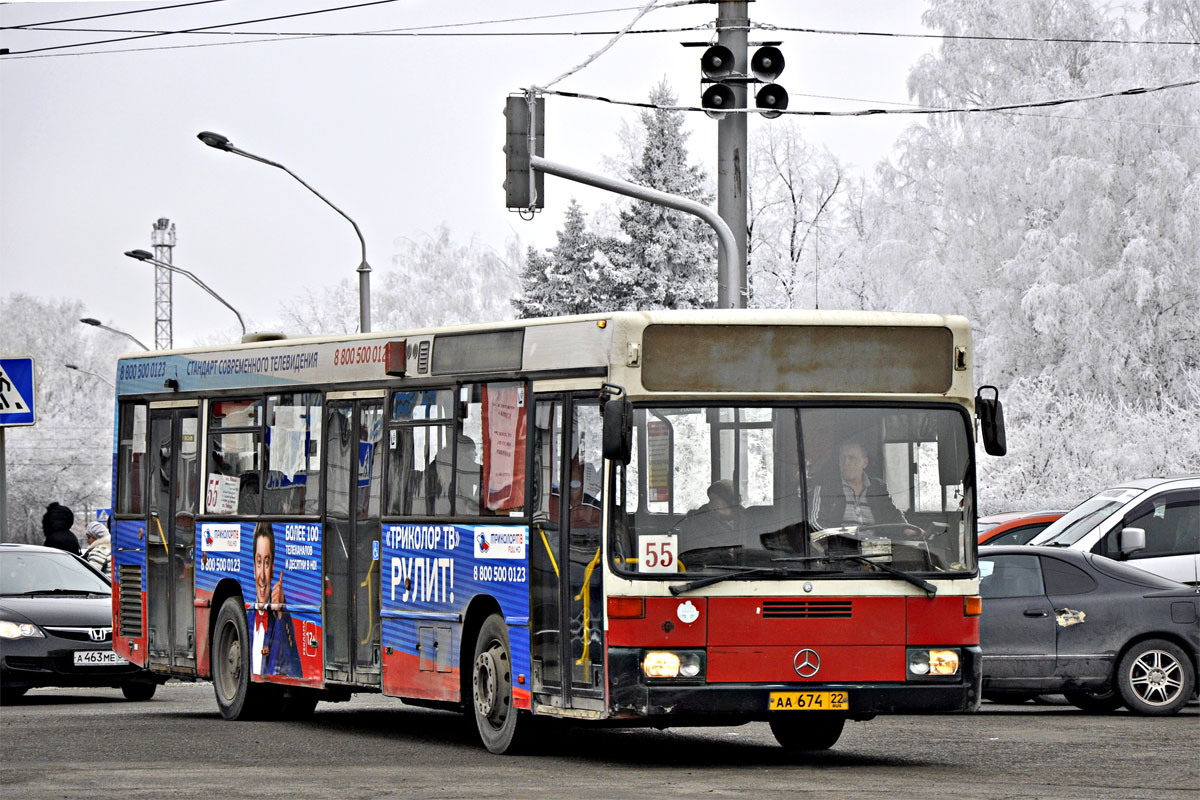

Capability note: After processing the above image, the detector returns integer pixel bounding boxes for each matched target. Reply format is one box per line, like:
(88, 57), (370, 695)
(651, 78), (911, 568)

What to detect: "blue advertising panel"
(381, 523), (531, 703)
(195, 521), (324, 682)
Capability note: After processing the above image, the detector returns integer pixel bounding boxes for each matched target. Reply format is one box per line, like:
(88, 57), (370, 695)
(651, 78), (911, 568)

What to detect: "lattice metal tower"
(151, 218), (176, 350)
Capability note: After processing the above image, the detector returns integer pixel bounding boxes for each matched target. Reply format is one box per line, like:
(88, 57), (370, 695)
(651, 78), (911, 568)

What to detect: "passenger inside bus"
(677, 480), (749, 555)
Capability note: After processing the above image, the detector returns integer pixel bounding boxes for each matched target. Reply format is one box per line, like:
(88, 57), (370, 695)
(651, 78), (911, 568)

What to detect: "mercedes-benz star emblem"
(793, 648), (820, 678)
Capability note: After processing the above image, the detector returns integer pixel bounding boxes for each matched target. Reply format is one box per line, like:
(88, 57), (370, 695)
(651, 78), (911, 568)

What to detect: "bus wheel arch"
(461, 597), (522, 754)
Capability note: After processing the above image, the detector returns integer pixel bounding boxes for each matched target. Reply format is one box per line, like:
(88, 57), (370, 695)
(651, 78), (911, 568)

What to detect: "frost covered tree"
(747, 121), (847, 309)
(514, 199), (605, 317)
(282, 225), (521, 333)
(1, 294), (122, 543)
(599, 80), (717, 310)
(861, 0), (1200, 508)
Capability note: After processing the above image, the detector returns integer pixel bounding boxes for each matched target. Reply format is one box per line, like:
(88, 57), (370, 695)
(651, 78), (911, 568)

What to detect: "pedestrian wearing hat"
(42, 502), (81, 555)
(83, 521), (112, 575)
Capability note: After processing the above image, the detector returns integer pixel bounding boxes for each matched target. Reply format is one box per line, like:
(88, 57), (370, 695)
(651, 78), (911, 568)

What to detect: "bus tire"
(121, 680), (157, 701)
(212, 596), (265, 720)
(768, 713), (846, 751)
(471, 613), (520, 754)
(1116, 638), (1194, 716)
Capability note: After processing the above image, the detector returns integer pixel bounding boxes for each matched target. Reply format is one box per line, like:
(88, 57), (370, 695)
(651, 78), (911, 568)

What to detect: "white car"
(1028, 476), (1199, 585)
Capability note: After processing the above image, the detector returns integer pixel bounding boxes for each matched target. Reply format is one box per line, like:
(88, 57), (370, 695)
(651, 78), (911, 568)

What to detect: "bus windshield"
(612, 405), (974, 577)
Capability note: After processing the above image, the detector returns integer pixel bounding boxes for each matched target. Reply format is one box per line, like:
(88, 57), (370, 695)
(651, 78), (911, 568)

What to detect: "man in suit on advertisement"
(251, 522), (302, 678)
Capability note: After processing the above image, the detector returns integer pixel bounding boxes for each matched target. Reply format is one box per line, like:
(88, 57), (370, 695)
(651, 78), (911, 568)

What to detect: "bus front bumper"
(606, 645), (982, 721)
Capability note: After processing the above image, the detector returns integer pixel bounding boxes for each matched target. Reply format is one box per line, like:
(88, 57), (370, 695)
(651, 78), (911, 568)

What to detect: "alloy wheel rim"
(1129, 649), (1183, 706)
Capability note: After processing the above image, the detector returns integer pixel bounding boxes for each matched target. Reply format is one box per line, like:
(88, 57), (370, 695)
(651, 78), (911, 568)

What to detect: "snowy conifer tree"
(514, 199), (604, 317)
(601, 80), (717, 310)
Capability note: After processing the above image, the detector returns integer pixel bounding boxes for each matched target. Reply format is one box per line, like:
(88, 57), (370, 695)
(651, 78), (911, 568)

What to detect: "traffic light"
(700, 45), (736, 119)
(699, 44), (788, 120)
(750, 46), (788, 119)
(504, 93), (544, 211)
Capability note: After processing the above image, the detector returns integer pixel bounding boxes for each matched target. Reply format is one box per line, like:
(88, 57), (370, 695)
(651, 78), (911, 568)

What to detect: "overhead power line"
(761, 22), (1200, 47)
(0, 0), (229, 30)
(541, 78), (1200, 117)
(1, 0), (405, 56)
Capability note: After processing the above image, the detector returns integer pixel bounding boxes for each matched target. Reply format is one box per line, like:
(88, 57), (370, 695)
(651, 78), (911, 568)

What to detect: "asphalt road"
(1, 684), (1195, 799)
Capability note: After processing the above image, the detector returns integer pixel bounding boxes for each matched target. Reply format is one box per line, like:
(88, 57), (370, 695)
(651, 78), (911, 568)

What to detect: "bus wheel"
(212, 597), (264, 720)
(471, 614), (519, 754)
(768, 713), (846, 751)
(121, 681), (157, 701)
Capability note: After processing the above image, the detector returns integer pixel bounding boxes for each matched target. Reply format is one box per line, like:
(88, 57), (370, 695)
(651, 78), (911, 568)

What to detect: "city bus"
(108, 310), (1005, 753)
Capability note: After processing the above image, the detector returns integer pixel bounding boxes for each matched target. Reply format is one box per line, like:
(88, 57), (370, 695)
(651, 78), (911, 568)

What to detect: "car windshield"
(0, 550), (111, 596)
(610, 405), (974, 578)
(1033, 488), (1141, 546)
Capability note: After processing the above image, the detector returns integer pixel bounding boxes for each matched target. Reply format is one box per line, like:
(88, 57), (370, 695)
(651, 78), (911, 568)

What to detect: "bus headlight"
(907, 648), (960, 678)
(642, 650), (705, 681)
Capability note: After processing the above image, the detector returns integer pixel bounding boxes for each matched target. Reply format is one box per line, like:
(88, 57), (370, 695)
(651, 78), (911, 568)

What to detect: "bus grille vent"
(118, 565), (143, 638)
(417, 341), (431, 374)
(762, 600), (852, 619)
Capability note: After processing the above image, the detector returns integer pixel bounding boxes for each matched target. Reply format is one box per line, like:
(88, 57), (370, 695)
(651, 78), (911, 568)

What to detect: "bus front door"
(146, 406), (199, 673)
(531, 395), (605, 711)
(323, 399), (384, 685)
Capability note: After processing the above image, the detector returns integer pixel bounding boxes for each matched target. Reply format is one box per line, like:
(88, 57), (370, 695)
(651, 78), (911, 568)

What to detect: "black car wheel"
(768, 713), (846, 750)
(1063, 687), (1123, 712)
(121, 681), (157, 701)
(1116, 639), (1195, 716)
(0, 686), (28, 704)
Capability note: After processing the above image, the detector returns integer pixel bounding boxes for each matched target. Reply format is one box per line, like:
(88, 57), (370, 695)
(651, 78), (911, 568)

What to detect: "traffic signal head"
(751, 45), (788, 118)
(750, 46), (785, 82)
(755, 84), (789, 119)
(701, 83), (737, 119)
(503, 94), (544, 211)
(700, 45), (735, 80)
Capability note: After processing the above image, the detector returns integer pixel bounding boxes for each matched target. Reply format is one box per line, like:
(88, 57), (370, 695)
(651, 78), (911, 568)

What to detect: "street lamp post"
(197, 130), (372, 333)
(124, 250), (247, 336)
(80, 317), (150, 351)
(65, 363), (115, 389)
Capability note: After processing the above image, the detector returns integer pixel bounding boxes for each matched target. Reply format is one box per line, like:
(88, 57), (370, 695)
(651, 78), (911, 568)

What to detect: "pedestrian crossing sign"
(0, 357), (36, 426)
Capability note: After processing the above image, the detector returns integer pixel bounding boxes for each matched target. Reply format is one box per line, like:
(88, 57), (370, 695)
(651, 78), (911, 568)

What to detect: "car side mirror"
(975, 385), (1007, 457)
(1117, 526), (1145, 558)
(602, 387), (632, 465)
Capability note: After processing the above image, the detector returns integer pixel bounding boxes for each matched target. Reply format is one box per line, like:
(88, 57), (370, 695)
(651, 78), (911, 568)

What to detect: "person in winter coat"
(42, 502), (81, 555)
(83, 521), (112, 575)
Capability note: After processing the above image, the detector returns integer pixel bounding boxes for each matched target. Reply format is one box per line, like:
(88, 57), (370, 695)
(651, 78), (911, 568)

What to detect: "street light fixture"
(197, 130), (372, 333)
(65, 363), (115, 389)
(80, 317), (150, 351)
(124, 249), (247, 336)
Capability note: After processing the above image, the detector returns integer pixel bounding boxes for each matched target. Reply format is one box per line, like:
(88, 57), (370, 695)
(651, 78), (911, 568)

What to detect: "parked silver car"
(1029, 476), (1199, 585)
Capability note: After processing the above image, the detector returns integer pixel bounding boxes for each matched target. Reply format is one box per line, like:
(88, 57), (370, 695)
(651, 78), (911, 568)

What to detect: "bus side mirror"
(603, 397), (633, 465)
(975, 385), (1007, 457)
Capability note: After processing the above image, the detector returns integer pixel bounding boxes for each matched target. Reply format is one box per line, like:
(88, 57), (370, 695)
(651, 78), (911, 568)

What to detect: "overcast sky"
(1, 0), (933, 346)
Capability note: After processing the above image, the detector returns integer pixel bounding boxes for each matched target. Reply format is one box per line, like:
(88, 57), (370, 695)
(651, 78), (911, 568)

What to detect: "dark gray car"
(979, 544), (1199, 715)
(0, 543), (158, 703)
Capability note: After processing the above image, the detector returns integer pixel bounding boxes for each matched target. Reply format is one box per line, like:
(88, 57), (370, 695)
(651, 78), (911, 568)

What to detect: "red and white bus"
(109, 310), (1003, 753)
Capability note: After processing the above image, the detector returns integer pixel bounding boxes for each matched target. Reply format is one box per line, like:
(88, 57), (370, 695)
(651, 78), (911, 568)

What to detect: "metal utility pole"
(151, 218), (176, 350)
(716, 1), (749, 309)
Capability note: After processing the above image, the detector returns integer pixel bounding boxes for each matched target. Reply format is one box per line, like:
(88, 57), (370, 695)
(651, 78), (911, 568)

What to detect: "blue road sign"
(0, 357), (36, 426)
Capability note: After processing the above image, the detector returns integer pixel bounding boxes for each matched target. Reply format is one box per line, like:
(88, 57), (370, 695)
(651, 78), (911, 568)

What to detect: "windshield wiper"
(7, 589), (109, 596)
(669, 566), (819, 596)
(774, 554), (937, 596)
